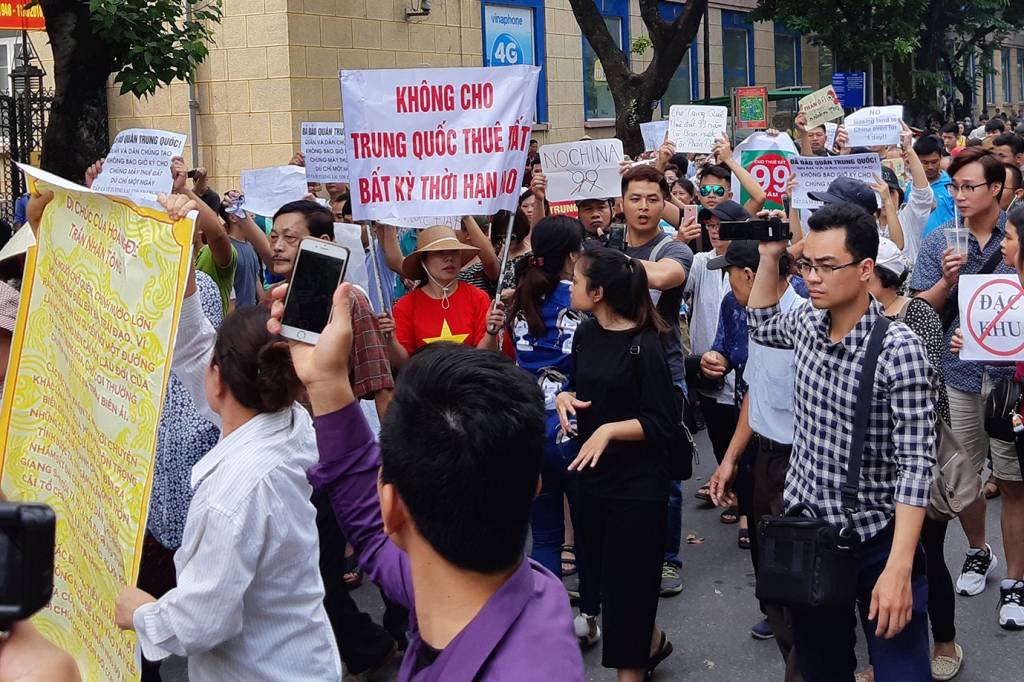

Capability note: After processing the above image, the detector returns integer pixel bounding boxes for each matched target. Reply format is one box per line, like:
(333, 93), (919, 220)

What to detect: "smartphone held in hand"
(280, 239), (350, 345)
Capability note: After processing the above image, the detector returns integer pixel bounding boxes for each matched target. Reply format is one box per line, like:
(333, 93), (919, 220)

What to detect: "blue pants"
(664, 480), (682, 567)
(530, 433), (580, 576)
(790, 526), (930, 682)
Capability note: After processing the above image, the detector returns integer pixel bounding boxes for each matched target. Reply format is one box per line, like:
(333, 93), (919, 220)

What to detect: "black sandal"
(560, 544), (577, 577)
(646, 630), (674, 681)
(737, 528), (751, 550)
(694, 484), (712, 503)
(720, 506), (739, 524)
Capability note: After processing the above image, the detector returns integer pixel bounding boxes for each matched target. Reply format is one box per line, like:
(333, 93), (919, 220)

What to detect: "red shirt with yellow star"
(393, 282), (492, 354)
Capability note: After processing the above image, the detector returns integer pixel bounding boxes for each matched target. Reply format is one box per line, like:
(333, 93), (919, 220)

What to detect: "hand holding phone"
(280, 239), (351, 345)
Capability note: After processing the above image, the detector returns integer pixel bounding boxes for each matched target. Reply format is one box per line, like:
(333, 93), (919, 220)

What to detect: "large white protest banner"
(959, 275), (1024, 361)
(90, 128), (186, 199)
(845, 105), (903, 147)
(340, 66), (540, 222)
(240, 165), (309, 216)
(667, 105), (727, 153)
(301, 122), (349, 184)
(789, 153), (882, 209)
(540, 138), (624, 202)
(798, 86), (845, 129)
(640, 120), (668, 151)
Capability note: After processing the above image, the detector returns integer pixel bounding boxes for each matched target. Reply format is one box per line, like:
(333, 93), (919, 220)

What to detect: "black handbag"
(630, 335), (695, 481)
(985, 376), (1021, 442)
(755, 317), (890, 609)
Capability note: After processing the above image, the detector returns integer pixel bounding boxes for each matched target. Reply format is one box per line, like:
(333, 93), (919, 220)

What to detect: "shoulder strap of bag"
(895, 297), (913, 323)
(941, 247), (1004, 331)
(649, 234), (670, 263)
(841, 316), (892, 517)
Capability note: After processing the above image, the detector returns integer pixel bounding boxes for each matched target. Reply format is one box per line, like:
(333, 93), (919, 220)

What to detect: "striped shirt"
(133, 294), (341, 681)
(747, 298), (937, 541)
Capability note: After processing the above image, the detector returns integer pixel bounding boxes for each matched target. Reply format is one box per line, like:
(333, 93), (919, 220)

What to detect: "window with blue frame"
(481, 0), (548, 122)
(722, 11), (754, 93)
(583, 0), (629, 120)
(1003, 47), (1013, 103)
(658, 1), (699, 108)
(985, 49), (995, 105)
(773, 23), (800, 88)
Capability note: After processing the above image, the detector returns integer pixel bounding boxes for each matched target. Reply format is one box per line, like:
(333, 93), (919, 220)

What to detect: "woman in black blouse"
(556, 247), (677, 682)
(869, 236), (960, 678)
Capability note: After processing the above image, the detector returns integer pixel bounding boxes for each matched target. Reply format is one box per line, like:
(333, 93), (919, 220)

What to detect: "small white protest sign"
(381, 215), (461, 229)
(959, 275), (1024, 361)
(301, 122), (349, 184)
(640, 120), (669, 151)
(799, 86), (845, 129)
(667, 105), (728, 153)
(540, 138), (624, 202)
(825, 122), (839, 151)
(90, 128), (186, 199)
(789, 153), (882, 209)
(240, 165), (309, 216)
(845, 106), (903, 147)
(334, 222), (370, 293)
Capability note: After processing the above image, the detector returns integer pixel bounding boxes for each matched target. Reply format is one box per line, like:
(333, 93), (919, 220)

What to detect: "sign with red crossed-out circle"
(960, 275), (1024, 361)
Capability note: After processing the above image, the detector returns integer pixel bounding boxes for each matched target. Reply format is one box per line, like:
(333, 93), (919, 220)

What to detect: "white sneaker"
(955, 544), (997, 596)
(998, 580), (1024, 630)
(573, 613), (601, 648)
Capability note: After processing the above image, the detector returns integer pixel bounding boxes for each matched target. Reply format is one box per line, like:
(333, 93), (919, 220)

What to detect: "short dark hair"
(211, 307), (301, 413)
(697, 163), (731, 184)
(273, 200), (335, 240)
(379, 343), (546, 573)
(913, 134), (944, 157)
(940, 122), (959, 135)
(873, 265), (908, 291)
(948, 147), (1005, 187)
(986, 118), (1006, 133)
(668, 152), (689, 176)
(1005, 163), (1023, 190)
(621, 164), (670, 198)
(806, 202), (879, 263)
(994, 133), (1024, 155)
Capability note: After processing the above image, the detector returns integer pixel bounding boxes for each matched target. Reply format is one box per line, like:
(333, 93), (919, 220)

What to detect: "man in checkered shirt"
(746, 203), (937, 680)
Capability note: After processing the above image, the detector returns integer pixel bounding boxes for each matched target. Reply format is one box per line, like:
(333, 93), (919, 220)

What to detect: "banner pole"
(492, 210), (516, 352)
(365, 222), (391, 315)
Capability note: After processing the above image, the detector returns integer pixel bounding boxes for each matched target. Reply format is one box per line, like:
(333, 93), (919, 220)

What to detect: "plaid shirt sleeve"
(746, 303), (798, 350)
(349, 288), (395, 400)
(884, 331), (937, 508)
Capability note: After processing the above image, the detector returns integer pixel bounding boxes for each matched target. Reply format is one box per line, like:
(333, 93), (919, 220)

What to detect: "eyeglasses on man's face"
(795, 258), (865, 277)
(946, 181), (991, 196)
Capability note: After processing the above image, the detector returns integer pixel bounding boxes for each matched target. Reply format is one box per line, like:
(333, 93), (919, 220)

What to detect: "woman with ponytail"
(508, 216), (584, 580)
(115, 243), (341, 681)
(555, 247), (677, 681)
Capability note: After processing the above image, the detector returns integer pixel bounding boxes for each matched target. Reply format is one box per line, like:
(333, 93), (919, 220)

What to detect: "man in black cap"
(703, 239), (805, 677)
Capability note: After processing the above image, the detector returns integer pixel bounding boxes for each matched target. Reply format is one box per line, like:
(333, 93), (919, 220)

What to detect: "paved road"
(163, 430), (1024, 681)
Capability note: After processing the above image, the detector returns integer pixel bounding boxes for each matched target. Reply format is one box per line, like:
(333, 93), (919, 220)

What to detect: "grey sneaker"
(660, 562), (683, 597)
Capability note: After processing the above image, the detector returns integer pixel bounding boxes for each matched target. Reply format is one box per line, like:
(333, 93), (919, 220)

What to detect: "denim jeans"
(530, 430), (580, 576)
(790, 526), (930, 682)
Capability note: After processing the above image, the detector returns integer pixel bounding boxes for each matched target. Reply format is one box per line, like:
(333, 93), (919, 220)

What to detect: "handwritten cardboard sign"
(540, 138), (624, 202)
(799, 86), (845, 129)
(667, 105), (727, 153)
(845, 105), (903, 147)
(301, 122), (349, 184)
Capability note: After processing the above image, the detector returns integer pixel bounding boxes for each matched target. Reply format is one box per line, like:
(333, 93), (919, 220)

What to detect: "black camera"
(604, 223), (627, 251)
(0, 503), (55, 630)
(718, 217), (792, 242)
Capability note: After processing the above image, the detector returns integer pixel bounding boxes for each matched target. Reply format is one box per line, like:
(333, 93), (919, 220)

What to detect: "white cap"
(875, 237), (905, 277)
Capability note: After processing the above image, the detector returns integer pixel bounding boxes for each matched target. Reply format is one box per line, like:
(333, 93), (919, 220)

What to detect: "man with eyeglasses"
(1001, 164), (1024, 212)
(910, 147), (1021, 626)
(748, 202), (936, 680)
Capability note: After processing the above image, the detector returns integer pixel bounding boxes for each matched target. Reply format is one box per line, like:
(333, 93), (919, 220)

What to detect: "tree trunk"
(612, 80), (651, 157)
(39, 0), (113, 182)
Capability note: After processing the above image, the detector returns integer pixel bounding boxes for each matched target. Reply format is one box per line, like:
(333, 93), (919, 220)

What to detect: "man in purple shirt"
(266, 282), (584, 681)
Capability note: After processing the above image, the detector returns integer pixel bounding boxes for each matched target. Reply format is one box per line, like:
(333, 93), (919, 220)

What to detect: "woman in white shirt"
(115, 261), (341, 681)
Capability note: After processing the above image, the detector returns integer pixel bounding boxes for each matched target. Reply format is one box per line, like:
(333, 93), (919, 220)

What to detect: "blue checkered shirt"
(748, 299), (937, 542)
(909, 212), (1015, 394)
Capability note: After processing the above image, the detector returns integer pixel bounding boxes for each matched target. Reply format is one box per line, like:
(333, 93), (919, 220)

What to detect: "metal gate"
(0, 89), (53, 226)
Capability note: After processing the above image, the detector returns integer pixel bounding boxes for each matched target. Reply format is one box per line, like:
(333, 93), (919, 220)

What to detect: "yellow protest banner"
(0, 166), (194, 680)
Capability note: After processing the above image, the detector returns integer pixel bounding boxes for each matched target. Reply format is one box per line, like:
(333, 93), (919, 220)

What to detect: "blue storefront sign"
(832, 72), (866, 109)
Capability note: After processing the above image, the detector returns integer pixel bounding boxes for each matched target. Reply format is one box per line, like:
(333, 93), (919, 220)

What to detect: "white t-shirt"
(747, 284), (805, 444)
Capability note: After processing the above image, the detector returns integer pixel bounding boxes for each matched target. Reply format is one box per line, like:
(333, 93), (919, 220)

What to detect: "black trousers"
(697, 393), (740, 464)
(920, 516), (956, 643)
(314, 489), (409, 674)
(577, 491), (666, 670)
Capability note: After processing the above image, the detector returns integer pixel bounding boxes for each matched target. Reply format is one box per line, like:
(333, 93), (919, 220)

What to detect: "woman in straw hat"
(379, 225), (506, 368)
